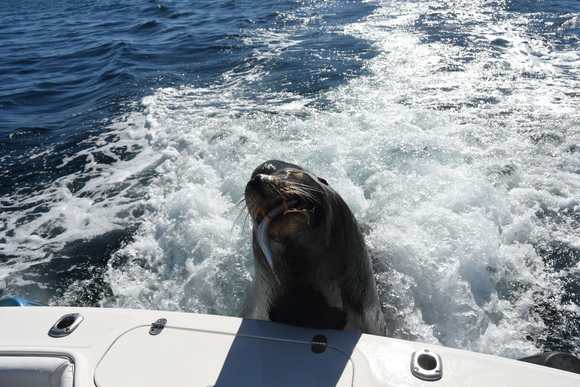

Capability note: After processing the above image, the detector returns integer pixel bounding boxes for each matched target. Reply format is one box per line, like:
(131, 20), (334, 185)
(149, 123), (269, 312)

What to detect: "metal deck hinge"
(311, 334), (328, 354)
(149, 318), (167, 336)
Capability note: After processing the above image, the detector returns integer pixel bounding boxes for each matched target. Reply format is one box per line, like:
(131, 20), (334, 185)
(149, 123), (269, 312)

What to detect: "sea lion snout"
(244, 174), (284, 224)
(247, 173), (276, 188)
(244, 161), (323, 232)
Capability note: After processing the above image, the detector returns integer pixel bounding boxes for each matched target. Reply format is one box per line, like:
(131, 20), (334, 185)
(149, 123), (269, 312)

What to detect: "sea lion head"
(244, 160), (332, 245)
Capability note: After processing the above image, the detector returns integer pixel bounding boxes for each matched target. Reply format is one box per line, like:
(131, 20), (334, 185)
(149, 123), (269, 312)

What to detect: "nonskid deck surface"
(1, 307), (580, 387)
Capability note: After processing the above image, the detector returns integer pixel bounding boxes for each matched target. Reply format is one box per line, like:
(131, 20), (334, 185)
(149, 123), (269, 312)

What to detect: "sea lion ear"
(318, 177), (329, 186)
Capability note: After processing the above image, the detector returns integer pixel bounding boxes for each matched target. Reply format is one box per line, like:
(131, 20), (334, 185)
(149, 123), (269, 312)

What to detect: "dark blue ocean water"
(1, 0), (579, 357)
(0, 0), (374, 196)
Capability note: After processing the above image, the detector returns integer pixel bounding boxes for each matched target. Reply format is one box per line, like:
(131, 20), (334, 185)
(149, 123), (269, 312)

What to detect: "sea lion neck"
(270, 234), (339, 280)
(264, 241), (349, 330)
(268, 282), (347, 330)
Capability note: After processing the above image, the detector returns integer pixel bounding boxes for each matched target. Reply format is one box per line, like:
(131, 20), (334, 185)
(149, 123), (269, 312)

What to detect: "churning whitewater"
(1, 0), (579, 358)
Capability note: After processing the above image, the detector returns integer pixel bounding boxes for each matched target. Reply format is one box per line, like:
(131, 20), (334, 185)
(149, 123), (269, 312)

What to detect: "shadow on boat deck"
(214, 319), (361, 387)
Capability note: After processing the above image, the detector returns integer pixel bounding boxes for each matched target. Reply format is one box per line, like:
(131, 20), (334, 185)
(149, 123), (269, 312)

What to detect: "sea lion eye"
(318, 177), (328, 185)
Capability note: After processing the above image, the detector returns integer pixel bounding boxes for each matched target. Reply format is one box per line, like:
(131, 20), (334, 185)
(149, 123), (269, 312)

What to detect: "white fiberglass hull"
(1, 306), (579, 387)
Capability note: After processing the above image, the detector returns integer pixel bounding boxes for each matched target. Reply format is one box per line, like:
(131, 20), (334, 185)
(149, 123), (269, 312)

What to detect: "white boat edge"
(1, 306), (579, 387)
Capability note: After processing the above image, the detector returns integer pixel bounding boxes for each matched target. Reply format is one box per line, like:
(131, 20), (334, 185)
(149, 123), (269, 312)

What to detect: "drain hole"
(49, 313), (84, 338)
(418, 354), (437, 370)
(56, 315), (77, 330)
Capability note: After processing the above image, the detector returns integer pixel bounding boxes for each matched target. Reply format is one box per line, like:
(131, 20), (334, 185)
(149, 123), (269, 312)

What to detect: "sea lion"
(242, 160), (386, 336)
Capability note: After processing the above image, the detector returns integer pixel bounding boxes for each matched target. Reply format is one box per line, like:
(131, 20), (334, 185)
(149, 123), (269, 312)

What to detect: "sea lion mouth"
(245, 171), (321, 229)
(255, 200), (298, 280)
(245, 169), (324, 280)
(253, 197), (314, 225)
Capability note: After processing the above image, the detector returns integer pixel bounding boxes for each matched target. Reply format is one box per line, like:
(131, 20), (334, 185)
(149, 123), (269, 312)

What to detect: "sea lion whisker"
(241, 211), (252, 233)
(284, 187), (320, 205)
(280, 186), (309, 197)
(287, 182), (322, 194)
(270, 185), (285, 199)
(290, 180), (321, 189)
(286, 184), (318, 194)
(232, 204), (252, 233)
(280, 184), (318, 197)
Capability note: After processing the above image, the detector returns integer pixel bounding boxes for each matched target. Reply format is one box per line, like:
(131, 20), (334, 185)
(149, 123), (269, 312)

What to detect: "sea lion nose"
(259, 173), (275, 182)
(248, 173), (272, 188)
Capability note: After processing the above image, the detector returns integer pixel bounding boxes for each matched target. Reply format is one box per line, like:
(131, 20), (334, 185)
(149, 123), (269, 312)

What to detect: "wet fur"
(242, 160), (386, 336)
